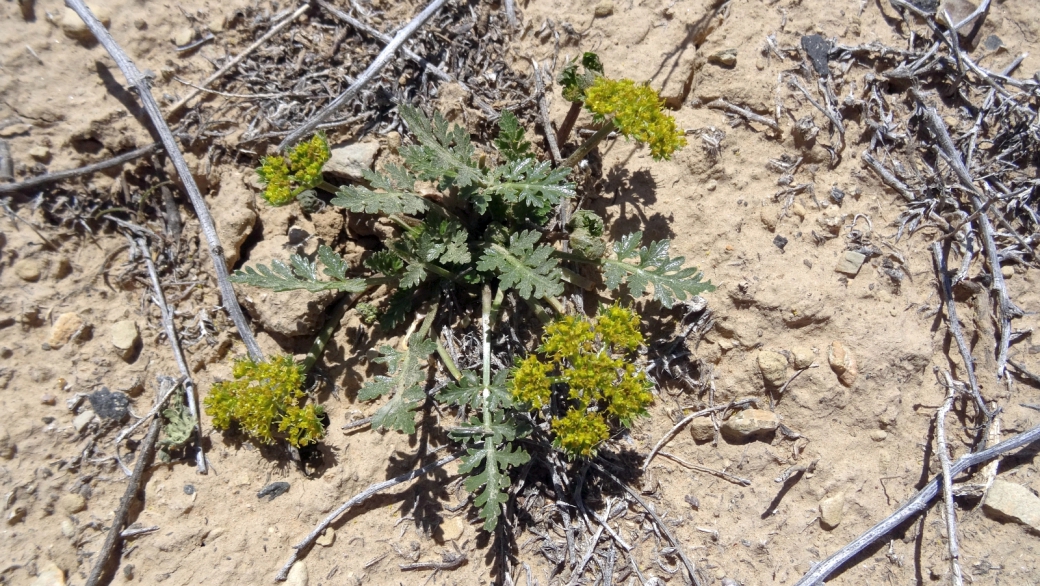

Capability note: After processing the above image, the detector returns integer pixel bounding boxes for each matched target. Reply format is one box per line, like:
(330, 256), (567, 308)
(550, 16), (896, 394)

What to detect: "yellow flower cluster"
(510, 304), (653, 458)
(584, 78), (687, 160)
(204, 355), (326, 447)
(256, 133), (331, 206)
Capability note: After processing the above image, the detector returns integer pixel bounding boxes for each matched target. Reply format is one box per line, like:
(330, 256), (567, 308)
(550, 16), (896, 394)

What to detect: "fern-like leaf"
(494, 111), (532, 162)
(231, 247), (367, 293)
(398, 105), (482, 188)
(477, 230), (564, 301)
(601, 231), (715, 308)
(357, 333), (438, 434)
(331, 165), (428, 215)
(458, 416), (530, 530)
(436, 370), (512, 411)
(483, 159), (575, 212)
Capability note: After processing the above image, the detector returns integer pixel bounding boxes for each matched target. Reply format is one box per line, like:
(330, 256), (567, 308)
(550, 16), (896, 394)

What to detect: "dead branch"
(531, 58), (562, 164)
(65, 0), (263, 361)
(706, 99), (780, 132)
(936, 371), (964, 586)
(793, 422), (1040, 586)
(658, 451), (751, 486)
(0, 143), (160, 195)
(280, 0), (450, 149)
(275, 450), (462, 582)
(83, 391), (164, 586)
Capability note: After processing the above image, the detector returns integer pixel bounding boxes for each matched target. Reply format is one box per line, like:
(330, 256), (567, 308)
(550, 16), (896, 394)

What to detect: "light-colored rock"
(870, 429), (888, 442)
(208, 17), (225, 34)
(29, 146), (51, 161)
(594, 2), (615, 17)
(48, 313), (85, 349)
(791, 346), (814, 370)
(60, 519), (76, 538)
(983, 479), (1040, 531)
(173, 27), (195, 46)
(708, 49), (738, 67)
(30, 562), (65, 586)
(6, 506), (26, 525)
(441, 517), (465, 541)
(689, 417), (715, 442)
(323, 141), (380, 182)
(209, 171), (258, 266)
(316, 527), (336, 547)
(819, 493), (845, 529)
(14, 259), (43, 282)
(73, 410), (96, 433)
(61, 6), (111, 41)
(791, 202), (807, 220)
(760, 207), (777, 231)
(1001, 265), (1014, 279)
(285, 561), (308, 586)
(721, 409), (779, 440)
(828, 341), (858, 386)
(757, 351), (788, 388)
(0, 124), (32, 137)
(835, 250), (866, 276)
(59, 493), (87, 514)
(0, 427), (16, 459)
(111, 320), (140, 360)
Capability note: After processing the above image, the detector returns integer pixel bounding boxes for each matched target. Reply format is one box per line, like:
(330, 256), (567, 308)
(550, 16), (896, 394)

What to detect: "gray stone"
(87, 388), (130, 421)
(708, 49), (738, 68)
(757, 351), (788, 388)
(111, 320), (140, 360)
(983, 479), (1040, 531)
(73, 410), (96, 433)
(835, 251), (866, 276)
(819, 493), (845, 529)
(323, 142), (380, 182)
(721, 409), (779, 440)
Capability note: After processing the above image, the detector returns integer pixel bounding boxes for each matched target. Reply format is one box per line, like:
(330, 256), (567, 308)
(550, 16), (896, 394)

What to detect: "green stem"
(387, 242), (459, 283)
(300, 286), (376, 376)
(559, 267), (594, 290)
(436, 336), (464, 381)
(316, 180), (339, 194)
(481, 286), (492, 390)
(561, 119), (616, 169)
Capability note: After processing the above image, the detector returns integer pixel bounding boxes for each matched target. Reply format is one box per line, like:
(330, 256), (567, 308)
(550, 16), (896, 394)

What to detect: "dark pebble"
(184, 484), (196, 495)
(88, 387), (130, 421)
(773, 235), (788, 251)
(800, 34), (831, 77)
(257, 481), (291, 502)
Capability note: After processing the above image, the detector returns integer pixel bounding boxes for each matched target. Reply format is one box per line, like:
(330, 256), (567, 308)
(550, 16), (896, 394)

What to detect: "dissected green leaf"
(436, 370), (511, 411)
(477, 230), (564, 301)
(483, 159), (574, 213)
(558, 52), (604, 103)
(459, 427), (530, 530)
(602, 231), (715, 308)
(357, 332), (438, 434)
(159, 392), (196, 450)
(494, 111), (532, 162)
(331, 165), (428, 215)
(231, 248), (368, 293)
(364, 249), (405, 277)
(398, 105), (482, 189)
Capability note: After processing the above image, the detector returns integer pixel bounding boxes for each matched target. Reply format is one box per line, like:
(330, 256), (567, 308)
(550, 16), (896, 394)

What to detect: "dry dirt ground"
(2, 0), (1040, 585)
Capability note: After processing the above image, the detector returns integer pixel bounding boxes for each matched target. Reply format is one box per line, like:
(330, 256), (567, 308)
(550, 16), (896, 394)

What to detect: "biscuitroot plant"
(557, 51), (686, 167)
(221, 104), (713, 529)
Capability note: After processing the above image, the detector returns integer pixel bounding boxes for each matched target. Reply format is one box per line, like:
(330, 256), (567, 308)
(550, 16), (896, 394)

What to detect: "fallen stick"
(279, 0), (450, 149)
(706, 99), (780, 132)
(139, 238), (207, 474)
(275, 450), (462, 582)
(658, 450), (751, 486)
(860, 151), (916, 201)
(531, 58), (562, 164)
(83, 394), (164, 586)
(66, 0), (264, 362)
(935, 371), (963, 586)
(0, 143), (160, 195)
(168, 4), (311, 115)
(793, 422), (1040, 586)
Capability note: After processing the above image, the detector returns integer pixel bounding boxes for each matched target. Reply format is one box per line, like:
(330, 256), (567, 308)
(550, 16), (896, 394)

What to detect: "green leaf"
(364, 250), (405, 277)
(459, 431), (530, 530)
(331, 165), (428, 215)
(494, 111), (532, 162)
(477, 230), (564, 302)
(231, 248), (368, 293)
(436, 370), (512, 411)
(398, 105), (483, 189)
(358, 332), (437, 434)
(483, 159), (574, 212)
(602, 231), (715, 308)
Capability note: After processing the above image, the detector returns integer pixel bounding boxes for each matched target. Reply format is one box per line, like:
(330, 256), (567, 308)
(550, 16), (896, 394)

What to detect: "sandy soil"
(2, 0), (1039, 585)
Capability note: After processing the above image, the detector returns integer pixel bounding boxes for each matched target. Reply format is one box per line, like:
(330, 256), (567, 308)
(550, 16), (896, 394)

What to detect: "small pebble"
(870, 429), (888, 442)
(593, 2), (614, 17)
(61, 5), (110, 41)
(28, 146), (51, 161)
(13, 259), (43, 282)
(708, 49), (738, 67)
(61, 518), (76, 538)
(721, 409), (779, 440)
(173, 27), (195, 46)
(0, 124), (31, 137)
(441, 517), (465, 542)
(316, 527), (336, 547)
(6, 506), (26, 525)
(48, 312), (85, 349)
(835, 250), (866, 276)
(684, 494), (700, 509)
(689, 416), (715, 443)
(757, 351), (788, 388)
(110, 320), (140, 360)
(88, 388), (130, 421)
(42, 416), (55, 424)
(285, 561), (308, 586)
(791, 346), (814, 370)
(184, 484), (196, 495)
(73, 410), (96, 433)
(706, 179), (718, 191)
(41, 394), (56, 406)
(828, 341), (858, 386)
(257, 481), (291, 501)
(59, 493), (87, 514)
(1001, 265), (1014, 279)
(982, 479), (1040, 531)
(819, 492), (845, 529)
(773, 234), (789, 251)
(30, 562), (66, 586)
(0, 428), (15, 459)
